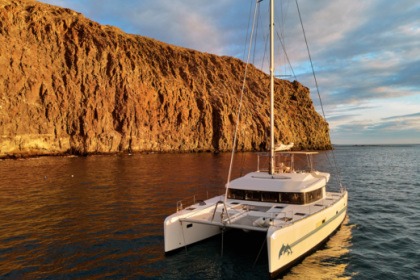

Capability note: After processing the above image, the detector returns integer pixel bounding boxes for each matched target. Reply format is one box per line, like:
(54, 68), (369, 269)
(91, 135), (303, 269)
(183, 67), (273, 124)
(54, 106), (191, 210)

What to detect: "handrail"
(177, 195), (200, 212)
(176, 190), (221, 212)
(211, 200), (232, 224)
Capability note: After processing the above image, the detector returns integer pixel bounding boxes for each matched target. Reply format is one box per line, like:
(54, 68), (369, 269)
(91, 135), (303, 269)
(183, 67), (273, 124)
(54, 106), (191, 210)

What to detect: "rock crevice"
(0, 0), (331, 158)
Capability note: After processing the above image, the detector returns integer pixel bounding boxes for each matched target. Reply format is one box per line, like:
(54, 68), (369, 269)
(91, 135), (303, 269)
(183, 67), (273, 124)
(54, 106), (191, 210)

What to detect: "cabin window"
(261, 192), (279, 202)
(304, 188), (324, 204)
(245, 190), (261, 201)
(228, 189), (245, 200)
(228, 189), (263, 201)
(228, 188), (310, 205)
(280, 192), (304, 204)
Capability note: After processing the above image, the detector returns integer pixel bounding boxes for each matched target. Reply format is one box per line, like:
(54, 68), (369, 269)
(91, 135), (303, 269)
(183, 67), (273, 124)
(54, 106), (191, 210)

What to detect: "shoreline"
(0, 146), (335, 161)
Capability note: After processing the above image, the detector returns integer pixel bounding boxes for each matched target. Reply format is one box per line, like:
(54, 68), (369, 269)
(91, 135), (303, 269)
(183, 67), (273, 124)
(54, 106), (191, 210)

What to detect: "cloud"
(383, 112), (420, 120)
(331, 109), (420, 144)
(289, 0), (420, 112)
(122, 1), (228, 53)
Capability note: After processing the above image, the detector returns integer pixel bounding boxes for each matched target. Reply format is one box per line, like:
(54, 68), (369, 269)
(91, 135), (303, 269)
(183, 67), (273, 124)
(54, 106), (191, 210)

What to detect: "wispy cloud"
(331, 109), (420, 144)
(383, 112), (420, 120)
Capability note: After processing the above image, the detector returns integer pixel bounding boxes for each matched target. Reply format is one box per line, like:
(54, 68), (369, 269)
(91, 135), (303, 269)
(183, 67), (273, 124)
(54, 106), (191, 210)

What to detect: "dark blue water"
(0, 145), (419, 279)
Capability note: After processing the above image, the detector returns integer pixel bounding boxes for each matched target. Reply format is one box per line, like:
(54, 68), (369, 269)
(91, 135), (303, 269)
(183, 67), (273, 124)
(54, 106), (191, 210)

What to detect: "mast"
(269, 0), (275, 175)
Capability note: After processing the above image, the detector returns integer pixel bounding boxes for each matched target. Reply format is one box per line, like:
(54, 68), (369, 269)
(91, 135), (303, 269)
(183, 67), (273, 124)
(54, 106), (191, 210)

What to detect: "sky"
(38, 0), (420, 145)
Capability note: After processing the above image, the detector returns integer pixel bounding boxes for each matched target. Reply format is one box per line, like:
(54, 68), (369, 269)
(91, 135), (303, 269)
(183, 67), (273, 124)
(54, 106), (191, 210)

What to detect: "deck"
(179, 192), (344, 232)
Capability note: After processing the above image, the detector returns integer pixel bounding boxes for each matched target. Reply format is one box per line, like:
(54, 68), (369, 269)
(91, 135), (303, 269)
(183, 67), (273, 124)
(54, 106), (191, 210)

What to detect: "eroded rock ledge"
(0, 0), (331, 158)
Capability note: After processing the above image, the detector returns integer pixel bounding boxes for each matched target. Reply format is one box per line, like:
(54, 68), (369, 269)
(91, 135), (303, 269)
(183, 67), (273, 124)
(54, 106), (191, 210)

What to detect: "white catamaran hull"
(165, 191), (347, 277)
(267, 191), (348, 276)
(164, 197), (223, 252)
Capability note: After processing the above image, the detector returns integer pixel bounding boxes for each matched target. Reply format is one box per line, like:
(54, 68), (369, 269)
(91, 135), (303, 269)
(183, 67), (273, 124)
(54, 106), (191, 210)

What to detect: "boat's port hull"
(164, 199), (223, 252)
(267, 191), (348, 276)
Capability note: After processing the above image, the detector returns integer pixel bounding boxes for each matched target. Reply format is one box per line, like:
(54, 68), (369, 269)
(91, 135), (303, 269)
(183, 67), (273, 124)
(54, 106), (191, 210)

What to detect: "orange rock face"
(0, 0), (331, 158)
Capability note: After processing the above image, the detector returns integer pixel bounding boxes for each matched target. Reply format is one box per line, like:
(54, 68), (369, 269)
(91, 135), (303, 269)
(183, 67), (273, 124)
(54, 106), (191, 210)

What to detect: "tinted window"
(227, 188), (322, 205)
(304, 188), (323, 203)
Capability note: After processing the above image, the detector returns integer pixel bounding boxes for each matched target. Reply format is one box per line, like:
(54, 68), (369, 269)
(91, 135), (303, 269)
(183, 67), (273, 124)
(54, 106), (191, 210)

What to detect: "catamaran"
(164, 0), (348, 277)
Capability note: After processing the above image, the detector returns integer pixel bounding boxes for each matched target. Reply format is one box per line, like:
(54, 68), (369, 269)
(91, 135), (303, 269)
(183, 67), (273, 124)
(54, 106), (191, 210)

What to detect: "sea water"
(0, 145), (419, 279)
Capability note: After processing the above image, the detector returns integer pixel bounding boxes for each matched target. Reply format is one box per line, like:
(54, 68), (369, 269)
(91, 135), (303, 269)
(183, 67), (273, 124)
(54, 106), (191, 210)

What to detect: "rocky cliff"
(0, 0), (331, 158)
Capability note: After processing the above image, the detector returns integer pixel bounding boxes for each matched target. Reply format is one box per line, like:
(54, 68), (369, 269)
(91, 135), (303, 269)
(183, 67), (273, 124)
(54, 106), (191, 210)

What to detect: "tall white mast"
(269, 0), (275, 175)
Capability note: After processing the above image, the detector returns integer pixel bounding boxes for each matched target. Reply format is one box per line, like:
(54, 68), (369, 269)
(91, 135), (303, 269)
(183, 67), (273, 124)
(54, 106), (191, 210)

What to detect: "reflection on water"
(0, 153), (238, 279)
(283, 216), (354, 280)
(2, 145), (419, 279)
(0, 152), (353, 279)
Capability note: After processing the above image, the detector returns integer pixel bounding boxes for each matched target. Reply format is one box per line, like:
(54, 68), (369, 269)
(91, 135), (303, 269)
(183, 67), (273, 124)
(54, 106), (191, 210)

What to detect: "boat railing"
(257, 152), (316, 173)
(176, 191), (221, 212)
(177, 195), (197, 212)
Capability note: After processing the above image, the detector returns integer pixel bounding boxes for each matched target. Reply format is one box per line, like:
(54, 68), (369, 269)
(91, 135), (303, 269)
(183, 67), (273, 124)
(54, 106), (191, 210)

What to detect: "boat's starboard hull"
(267, 191), (348, 277)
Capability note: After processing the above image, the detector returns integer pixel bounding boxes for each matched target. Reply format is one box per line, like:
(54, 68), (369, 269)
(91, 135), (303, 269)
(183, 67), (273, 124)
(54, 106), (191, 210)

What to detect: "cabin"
(227, 152), (328, 205)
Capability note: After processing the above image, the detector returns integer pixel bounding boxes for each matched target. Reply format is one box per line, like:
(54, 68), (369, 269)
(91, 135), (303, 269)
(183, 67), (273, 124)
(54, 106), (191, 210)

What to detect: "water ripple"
(0, 146), (419, 279)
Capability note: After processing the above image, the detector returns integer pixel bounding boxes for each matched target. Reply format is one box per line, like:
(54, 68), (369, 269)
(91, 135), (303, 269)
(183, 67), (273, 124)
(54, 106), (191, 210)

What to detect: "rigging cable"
(242, 0), (255, 61)
(276, 29), (297, 80)
(295, 0), (344, 188)
(276, 0), (296, 80)
(253, 235), (267, 267)
(252, 3), (261, 63)
(295, 0), (325, 118)
(225, 0), (261, 203)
